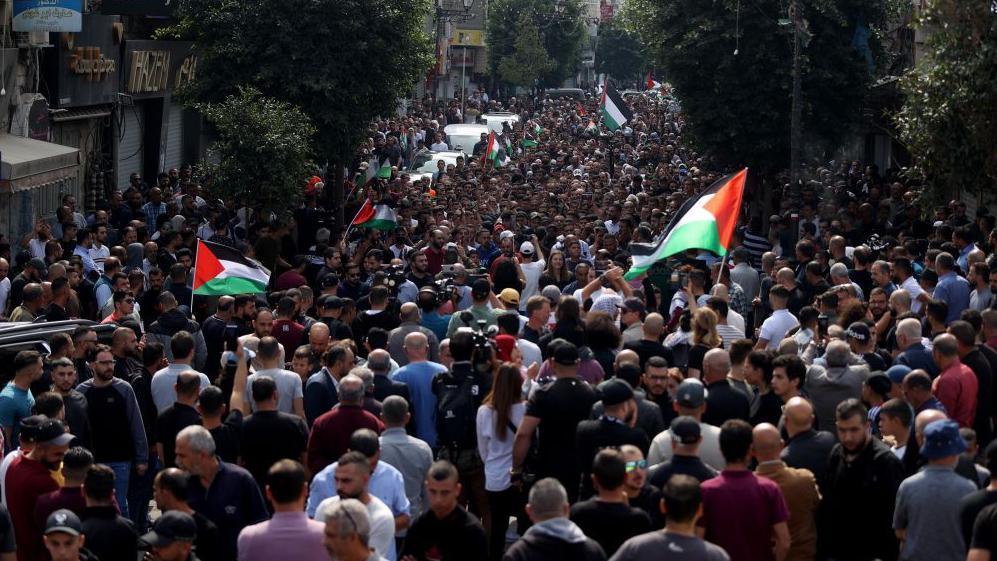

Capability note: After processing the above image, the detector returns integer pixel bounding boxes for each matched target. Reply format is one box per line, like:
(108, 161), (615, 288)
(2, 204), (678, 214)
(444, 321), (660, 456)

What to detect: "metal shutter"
(162, 101), (184, 172)
(116, 106), (144, 190)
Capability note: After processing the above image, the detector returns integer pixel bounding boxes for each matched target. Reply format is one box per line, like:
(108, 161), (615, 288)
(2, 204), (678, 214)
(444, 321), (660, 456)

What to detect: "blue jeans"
(128, 457), (159, 532)
(106, 461), (131, 519)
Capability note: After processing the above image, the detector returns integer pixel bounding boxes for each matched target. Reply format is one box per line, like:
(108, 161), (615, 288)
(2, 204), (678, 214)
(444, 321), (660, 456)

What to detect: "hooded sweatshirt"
(502, 518), (606, 561)
(146, 308), (208, 370)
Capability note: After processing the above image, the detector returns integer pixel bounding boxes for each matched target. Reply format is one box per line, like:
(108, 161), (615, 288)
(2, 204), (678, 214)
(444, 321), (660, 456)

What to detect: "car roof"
(0, 319), (113, 349)
(444, 124), (489, 133)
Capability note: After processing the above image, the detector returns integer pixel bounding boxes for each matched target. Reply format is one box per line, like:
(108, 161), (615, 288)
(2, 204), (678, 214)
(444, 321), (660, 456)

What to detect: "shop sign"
(69, 47), (116, 81)
(13, 0), (83, 32)
(127, 50), (171, 93)
(122, 41), (195, 98)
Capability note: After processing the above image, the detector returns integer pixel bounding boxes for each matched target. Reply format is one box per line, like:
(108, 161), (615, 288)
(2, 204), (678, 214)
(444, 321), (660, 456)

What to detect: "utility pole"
(789, 0), (805, 201)
(789, 0), (803, 197)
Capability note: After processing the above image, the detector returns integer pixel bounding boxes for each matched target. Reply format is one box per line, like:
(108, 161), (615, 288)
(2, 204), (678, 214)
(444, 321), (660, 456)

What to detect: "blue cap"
(886, 365), (912, 385)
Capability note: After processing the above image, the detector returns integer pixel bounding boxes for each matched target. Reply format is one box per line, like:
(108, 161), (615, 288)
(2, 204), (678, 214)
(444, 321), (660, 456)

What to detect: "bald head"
(783, 397), (815, 435)
(404, 332), (429, 361)
(776, 267), (795, 284)
(643, 313), (664, 337)
(752, 423), (783, 461)
(702, 349), (731, 383)
(915, 409), (947, 436)
(614, 349), (639, 369)
(399, 302), (420, 323)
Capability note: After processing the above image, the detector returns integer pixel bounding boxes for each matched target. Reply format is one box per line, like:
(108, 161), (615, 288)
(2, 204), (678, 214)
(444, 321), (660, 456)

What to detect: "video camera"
(383, 264), (407, 294)
(458, 315), (498, 374)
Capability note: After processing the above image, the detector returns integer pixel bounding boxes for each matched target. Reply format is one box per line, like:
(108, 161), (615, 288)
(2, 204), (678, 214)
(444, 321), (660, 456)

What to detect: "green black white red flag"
(600, 81), (633, 131)
(625, 168), (747, 280)
(193, 239), (271, 295)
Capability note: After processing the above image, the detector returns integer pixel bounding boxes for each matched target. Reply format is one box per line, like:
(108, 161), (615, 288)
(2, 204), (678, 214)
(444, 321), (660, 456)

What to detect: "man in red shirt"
(423, 230), (446, 276)
(306, 374), (383, 475)
(275, 256), (309, 291)
(7, 416), (74, 561)
(272, 297), (305, 354)
(697, 419), (791, 561)
(931, 333), (978, 428)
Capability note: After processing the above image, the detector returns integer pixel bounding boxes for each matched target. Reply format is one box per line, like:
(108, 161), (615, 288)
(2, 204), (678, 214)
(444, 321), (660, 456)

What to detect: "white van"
(444, 124), (489, 156)
(481, 112), (520, 134)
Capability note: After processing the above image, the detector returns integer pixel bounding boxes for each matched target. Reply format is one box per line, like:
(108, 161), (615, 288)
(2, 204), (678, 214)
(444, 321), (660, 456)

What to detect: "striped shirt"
(742, 229), (771, 269)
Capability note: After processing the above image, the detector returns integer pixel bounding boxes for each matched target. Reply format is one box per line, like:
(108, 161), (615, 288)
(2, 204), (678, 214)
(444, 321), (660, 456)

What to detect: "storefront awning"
(0, 135), (80, 193)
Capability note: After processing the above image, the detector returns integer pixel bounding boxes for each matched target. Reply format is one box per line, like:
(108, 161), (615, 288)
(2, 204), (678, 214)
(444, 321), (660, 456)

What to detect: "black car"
(0, 320), (116, 383)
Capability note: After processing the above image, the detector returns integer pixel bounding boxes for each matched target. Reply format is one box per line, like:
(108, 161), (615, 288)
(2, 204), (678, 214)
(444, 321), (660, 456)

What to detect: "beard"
(337, 488), (363, 500)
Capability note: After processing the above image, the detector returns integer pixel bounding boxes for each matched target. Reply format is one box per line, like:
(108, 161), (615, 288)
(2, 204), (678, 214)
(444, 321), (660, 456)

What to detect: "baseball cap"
(670, 416), (702, 444)
(18, 415), (45, 443)
(140, 511), (197, 548)
(598, 378), (634, 407)
(845, 322), (871, 342)
(498, 288), (520, 307)
(886, 364), (912, 385)
(45, 509), (82, 536)
(616, 297), (646, 315)
(319, 274), (340, 288)
(520, 241), (535, 255)
(541, 285), (562, 305)
(499, 230), (515, 241)
(675, 379), (707, 408)
(471, 278), (491, 299)
(35, 418), (74, 446)
(320, 295), (343, 309)
(552, 341), (580, 366)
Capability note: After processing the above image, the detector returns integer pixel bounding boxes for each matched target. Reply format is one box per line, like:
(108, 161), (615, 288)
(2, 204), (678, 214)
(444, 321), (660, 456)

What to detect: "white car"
(443, 124), (489, 156)
(410, 150), (464, 174)
(481, 112), (520, 134)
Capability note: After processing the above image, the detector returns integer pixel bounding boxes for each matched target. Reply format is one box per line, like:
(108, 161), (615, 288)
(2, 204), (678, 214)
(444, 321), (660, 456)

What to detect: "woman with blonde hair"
(687, 307), (721, 379)
(476, 363), (526, 561)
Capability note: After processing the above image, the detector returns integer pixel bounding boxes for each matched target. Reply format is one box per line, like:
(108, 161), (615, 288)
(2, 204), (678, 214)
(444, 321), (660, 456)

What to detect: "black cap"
(320, 295), (343, 309)
(553, 341), (580, 366)
(845, 321), (871, 342)
(598, 378), (634, 406)
(471, 278), (491, 299)
(140, 511), (197, 548)
(28, 258), (48, 279)
(670, 416), (702, 444)
(45, 509), (82, 536)
(35, 418), (74, 446)
(616, 297), (646, 314)
(18, 415), (45, 443)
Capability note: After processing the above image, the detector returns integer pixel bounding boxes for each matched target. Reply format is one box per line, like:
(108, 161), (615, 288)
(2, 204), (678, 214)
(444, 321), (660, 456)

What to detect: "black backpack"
(435, 372), (480, 452)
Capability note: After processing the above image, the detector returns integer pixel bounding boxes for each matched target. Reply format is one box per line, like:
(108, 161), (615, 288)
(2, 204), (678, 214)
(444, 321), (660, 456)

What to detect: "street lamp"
(433, 0), (476, 101)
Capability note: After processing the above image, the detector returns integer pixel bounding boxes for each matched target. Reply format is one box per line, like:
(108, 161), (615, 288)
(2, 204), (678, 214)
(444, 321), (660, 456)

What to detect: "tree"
(896, 0), (997, 206)
(498, 15), (554, 87)
(595, 22), (648, 85)
(487, 0), (586, 88)
(169, 0), (434, 231)
(199, 88), (316, 216)
(620, 0), (888, 175)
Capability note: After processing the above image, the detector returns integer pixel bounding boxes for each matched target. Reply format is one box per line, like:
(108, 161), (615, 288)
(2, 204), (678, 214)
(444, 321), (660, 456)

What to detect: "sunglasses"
(625, 460), (648, 473)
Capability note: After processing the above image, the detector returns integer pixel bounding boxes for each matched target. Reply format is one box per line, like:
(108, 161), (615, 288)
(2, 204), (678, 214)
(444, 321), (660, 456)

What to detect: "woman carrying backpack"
(477, 363), (527, 561)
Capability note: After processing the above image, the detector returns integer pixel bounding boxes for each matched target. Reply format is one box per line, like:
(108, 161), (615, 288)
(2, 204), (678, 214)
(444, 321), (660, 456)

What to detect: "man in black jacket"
(818, 399), (904, 561)
(502, 477), (606, 561)
(146, 292), (208, 370)
(80, 465), (139, 561)
(700, 349), (750, 426)
(575, 379), (650, 499)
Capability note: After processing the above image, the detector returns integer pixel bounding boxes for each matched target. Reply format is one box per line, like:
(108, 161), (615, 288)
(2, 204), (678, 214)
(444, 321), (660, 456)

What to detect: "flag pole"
(342, 198), (370, 247)
(191, 237), (202, 316)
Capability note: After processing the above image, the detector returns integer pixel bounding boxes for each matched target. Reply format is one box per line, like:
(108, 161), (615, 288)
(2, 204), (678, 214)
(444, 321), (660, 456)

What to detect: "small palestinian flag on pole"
(351, 198), (397, 231)
(625, 168), (748, 280)
(600, 80), (633, 131)
(482, 132), (503, 168)
(193, 239), (271, 295)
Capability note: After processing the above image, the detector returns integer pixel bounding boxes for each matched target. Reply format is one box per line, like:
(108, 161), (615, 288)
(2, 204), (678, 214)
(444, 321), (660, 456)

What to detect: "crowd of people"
(0, 87), (994, 561)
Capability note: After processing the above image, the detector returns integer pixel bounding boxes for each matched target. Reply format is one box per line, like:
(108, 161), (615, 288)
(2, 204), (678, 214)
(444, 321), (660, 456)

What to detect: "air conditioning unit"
(15, 31), (50, 48)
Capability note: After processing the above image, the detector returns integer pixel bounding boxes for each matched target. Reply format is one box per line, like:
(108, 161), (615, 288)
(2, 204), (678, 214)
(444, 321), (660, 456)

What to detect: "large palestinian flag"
(352, 198), (397, 231)
(193, 239), (271, 295)
(625, 168), (747, 280)
(600, 82), (633, 131)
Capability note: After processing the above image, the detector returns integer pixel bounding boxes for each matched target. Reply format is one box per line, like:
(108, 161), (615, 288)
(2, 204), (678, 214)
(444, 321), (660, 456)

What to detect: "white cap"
(499, 230), (515, 240)
(520, 241), (535, 255)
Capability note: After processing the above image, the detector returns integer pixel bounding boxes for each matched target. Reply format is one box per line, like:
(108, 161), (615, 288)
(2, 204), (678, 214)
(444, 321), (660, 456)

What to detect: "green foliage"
(487, 0), (586, 87)
(896, 0), (997, 205)
(498, 15), (554, 87)
(595, 22), (648, 84)
(621, 0), (887, 173)
(173, 0), (434, 167)
(199, 88), (316, 215)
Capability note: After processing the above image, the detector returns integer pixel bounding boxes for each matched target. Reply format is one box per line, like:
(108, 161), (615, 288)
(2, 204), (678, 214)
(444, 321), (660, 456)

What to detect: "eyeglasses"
(625, 460), (648, 473)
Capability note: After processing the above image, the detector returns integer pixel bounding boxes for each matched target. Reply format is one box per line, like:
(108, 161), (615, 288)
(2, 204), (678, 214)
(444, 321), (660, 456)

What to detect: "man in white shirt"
(755, 285), (799, 350)
(245, 336), (305, 420)
(315, 452), (397, 561)
(517, 238), (545, 312)
(88, 223), (111, 273)
(429, 133), (449, 152)
(894, 257), (926, 315)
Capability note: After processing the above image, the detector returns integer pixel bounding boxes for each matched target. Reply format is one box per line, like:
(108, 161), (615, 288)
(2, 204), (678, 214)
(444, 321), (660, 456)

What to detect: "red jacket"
(933, 360), (978, 428)
(6, 454), (60, 561)
(306, 404), (383, 475)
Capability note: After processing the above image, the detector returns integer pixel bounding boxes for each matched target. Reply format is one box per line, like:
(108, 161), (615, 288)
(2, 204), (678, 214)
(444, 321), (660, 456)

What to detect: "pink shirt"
(236, 512), (327, 561)
(932, 360), (978, 428)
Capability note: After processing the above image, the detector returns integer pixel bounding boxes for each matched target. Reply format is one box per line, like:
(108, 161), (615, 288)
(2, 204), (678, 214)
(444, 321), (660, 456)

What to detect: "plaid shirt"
(142, 201), (167, 227)
(728, 281), (750, 318)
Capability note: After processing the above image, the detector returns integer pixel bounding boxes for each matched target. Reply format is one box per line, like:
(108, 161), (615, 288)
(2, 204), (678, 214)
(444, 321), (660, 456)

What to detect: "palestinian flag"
(585, 119), (598, 133)
(600, 82), (633, 131)
(521, 138), (539, 149)
(625, 168), (748, 280)
(193, 239), (271, 295)
(646, 72), (661, 90)
(576, 102), (586, 116)
(375, 162), (392, 179)
(482, 132), (503, 168)
(351, 198), (397, 231)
